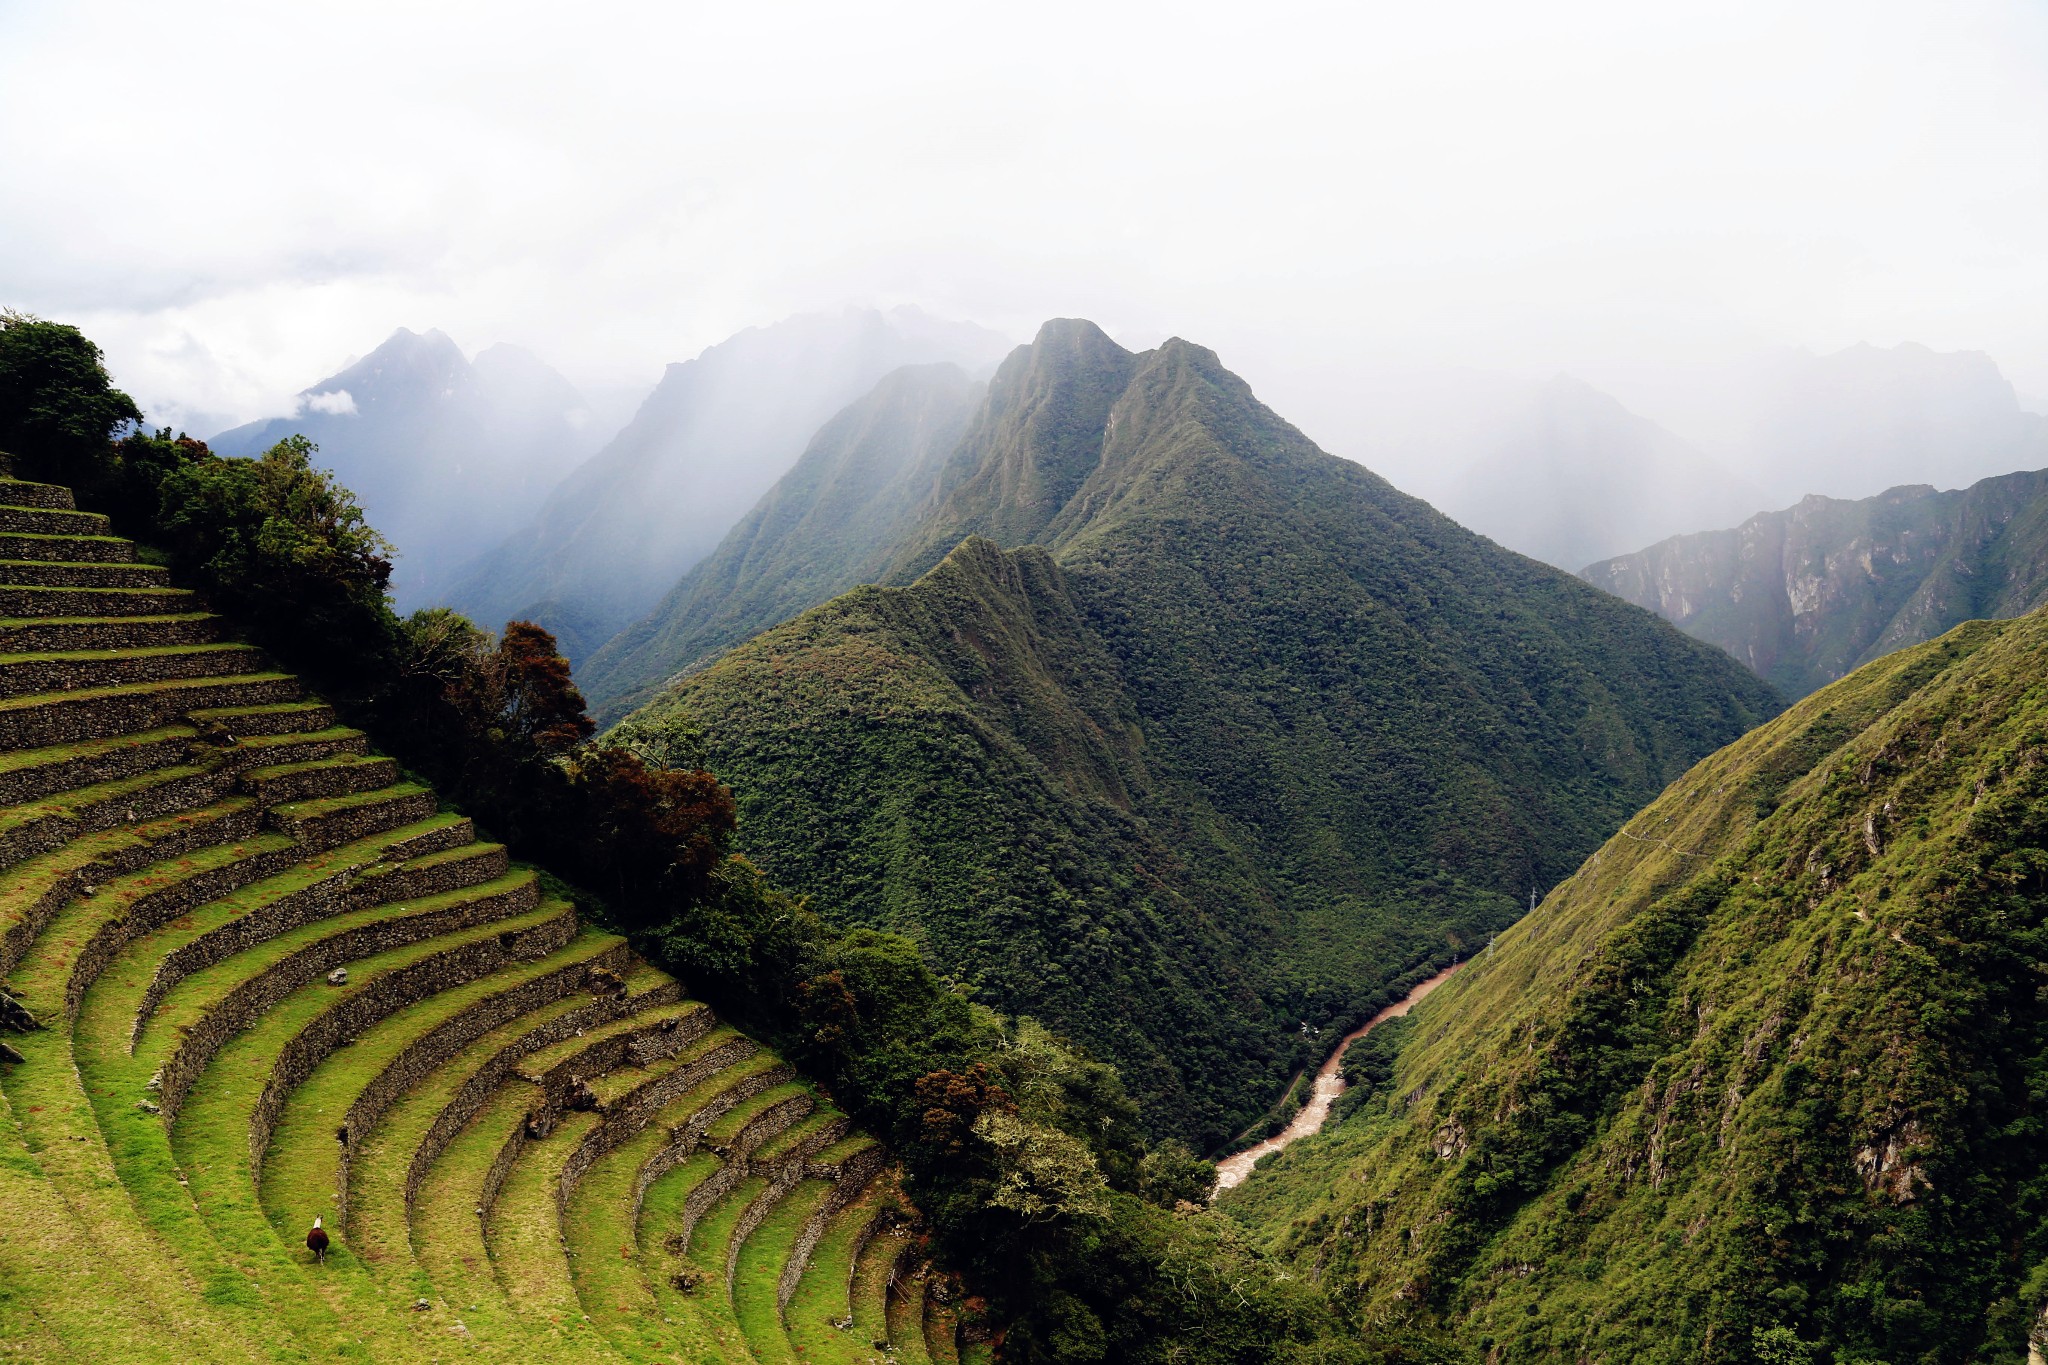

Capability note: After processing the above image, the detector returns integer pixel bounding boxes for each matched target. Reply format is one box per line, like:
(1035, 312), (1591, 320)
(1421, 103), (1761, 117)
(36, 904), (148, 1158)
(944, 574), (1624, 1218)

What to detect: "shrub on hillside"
(0, 311), (141, 482)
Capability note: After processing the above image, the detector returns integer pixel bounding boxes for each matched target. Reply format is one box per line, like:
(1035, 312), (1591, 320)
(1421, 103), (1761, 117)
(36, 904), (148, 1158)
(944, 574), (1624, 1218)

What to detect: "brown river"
(1212, 961), (1464, 1193)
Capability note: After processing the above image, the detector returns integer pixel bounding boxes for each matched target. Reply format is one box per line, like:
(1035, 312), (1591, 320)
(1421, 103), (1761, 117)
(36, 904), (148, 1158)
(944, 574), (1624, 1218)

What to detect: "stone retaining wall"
(342, 843), (504, 913)
(553, 1037), (765, 1217)
(0, 673), (301, 748)
(0, 573), (177, 604)
(400, 974), (682, 1214)
(1, 765), (222, 873)
(520, 1002), (712, 1104)
(0, 645), (265, 699)
(156, 880), (546, 1119)
(0, 507), (109, 535)
(239, 755), (399, 806)
(0, 802), (266, 981)
(0, 614), (220, 655)
(247, 908), (579, 1179)
(0, 480), (78, 510)
(268, 789), (438, 850)
(0, 728), (195, 807)
(0, 533), (133, 563)
(779, 1164), (884, 1310)
(129, 836), (493, 1034)
(328, 942), (634, 1223)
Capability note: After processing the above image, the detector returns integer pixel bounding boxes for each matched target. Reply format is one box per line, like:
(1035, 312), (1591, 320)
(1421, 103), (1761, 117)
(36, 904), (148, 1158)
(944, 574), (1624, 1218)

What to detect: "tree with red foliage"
(498, 620), (595, 753)
(567, 743), (736, 908)
(914, 1064), (1017, 1160)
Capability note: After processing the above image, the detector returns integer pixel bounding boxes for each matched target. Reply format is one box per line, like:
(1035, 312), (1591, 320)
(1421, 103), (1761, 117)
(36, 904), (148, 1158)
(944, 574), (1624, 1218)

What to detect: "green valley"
(618, 320), (1783, 1147)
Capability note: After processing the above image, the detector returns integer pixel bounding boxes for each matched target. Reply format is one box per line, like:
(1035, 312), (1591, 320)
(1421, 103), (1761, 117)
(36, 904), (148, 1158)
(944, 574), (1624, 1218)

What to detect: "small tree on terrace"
(0, 310), (142, 482)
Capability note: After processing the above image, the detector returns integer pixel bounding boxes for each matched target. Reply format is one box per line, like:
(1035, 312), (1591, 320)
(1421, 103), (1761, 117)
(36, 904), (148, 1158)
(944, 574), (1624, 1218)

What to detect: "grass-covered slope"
(623, 319), (1782, 1147)
(1584, 466), (2048, 699)
(1225, 608), (2048, 1363)
(581, 362), (982, 720)
(0, 467), (964, 1365)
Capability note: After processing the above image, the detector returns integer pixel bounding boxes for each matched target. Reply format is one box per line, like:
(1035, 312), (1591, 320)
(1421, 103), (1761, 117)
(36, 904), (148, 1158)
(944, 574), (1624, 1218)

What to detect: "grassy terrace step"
(0, 722), (195, 805)
(0, 671), (301, 748)
(0, 610), (219, 654)
(513, 997), (714, 1099)
(258, 927), (633, 1240)
(143, 868), (544, 1120)
(0, 795), (263, 979)
(807, 1134), (881, 1180)
(753, 1109), (848, 1168)
(703, 1080), (813, 1156)
(560, 1032), (800, 1357)
(848, 1229), (913, 1360)
(635, 1150), (742, 1352)
(786, 1184), (885, 1364)
(0, 504), (110, 536)
(262, 780), (436, 846)
(0, 643), (263, 698)
(886, 1257), (936, 1365)
(347, 961), (673, 1259)
(688, 1172), (774, 1343)
(0, 582), (186, 618)
(0, 479), (78, 510)
(137, 904), (582, 1362)
(0, 531), (136, 563)
(486, 1102), (612, 1325)
(733, 1177), (837, 1365)
(237, 751), (400, 804)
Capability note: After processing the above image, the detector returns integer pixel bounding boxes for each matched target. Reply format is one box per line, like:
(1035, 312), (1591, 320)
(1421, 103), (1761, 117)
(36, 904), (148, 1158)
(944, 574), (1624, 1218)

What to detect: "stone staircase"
(0, 464), (982, 1364)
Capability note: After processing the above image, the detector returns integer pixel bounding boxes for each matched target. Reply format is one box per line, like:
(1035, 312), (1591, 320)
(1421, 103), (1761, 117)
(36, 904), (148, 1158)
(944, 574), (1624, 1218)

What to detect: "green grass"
(688, 1173), (770, 1329)
(0, 760), (213, 841)
(733, 1178), (834, 1365)
(0, 670), (297, 718)
(703, 1081), (809, 1150)
(785, 1184), (884, 1364)
(0, 642), (257, 668)
(884, 1259), (934, 1365)
(344, 944), (648, 1270)
(637, 1150), (753, 1361)
(0, 722), (192, 775)
(846, 1217), (906, 1356)
(486, 1106), (601, 1322)
(752, 1109), (841, 1165)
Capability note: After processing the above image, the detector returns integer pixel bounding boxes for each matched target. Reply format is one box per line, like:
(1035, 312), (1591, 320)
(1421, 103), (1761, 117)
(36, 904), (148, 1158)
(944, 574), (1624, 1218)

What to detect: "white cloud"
(3, 0), (2046, 473)
(299, 389), (358, 416)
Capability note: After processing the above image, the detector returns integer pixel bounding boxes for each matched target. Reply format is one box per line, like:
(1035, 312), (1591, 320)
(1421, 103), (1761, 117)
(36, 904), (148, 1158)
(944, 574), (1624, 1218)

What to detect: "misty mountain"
(439, 307), (1009, 662)
(1583, 466), (2048, 698)
(1436, 375), (1760, 570)
(578, 363), (983, 718)
(1734, 342), (2048, 505)
(616, 319), (1780, 1141)
(210, 328), (602, 610)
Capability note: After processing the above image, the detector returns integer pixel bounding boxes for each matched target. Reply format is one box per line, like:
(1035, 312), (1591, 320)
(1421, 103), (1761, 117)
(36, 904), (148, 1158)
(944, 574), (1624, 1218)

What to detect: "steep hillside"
(622, 320), (1783, 1146)
(580, 362), (982, 718)
(442, 308), (1007, 662)
(1225, 608), (2048, 1364)
(1442, 376), (1759, 571)
(211, 329), (602, 608)
(1585, 467), (2048, 698)
(0, 464), (958, 1364)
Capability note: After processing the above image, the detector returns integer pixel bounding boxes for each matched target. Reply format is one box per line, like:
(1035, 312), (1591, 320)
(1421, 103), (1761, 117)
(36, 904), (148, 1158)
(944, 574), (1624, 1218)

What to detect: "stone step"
(0, 504), (110, 536)
(0, 478), (78, 510)
(0, 582), (191, 619)
(0, 611), (221, 654)
(0, 723), (195, 807)
(151, 884), (562, 1123)
(188, 700), (336, 737)
(784, 1183), (892, 1362)
(0, 642), (266, 698)
(0, 759), (224, 871)
(0, 671), (301, 748)
(122, 813), (481, 1034)
(732, 1176), (836, 1358)
(238, 753), (401, 805)
(0, 532), (135, 564)
(262, 782), (438, 851)
(0, 795), (263, 981)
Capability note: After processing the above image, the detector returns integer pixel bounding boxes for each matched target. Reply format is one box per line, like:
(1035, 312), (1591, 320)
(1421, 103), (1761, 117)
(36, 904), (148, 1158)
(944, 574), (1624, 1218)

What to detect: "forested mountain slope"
(1225, 607), (2048, 1364)
(619, 320), (1782, 1147)
(1585, 467), (2048, 698)
(580, 362), (982, 718)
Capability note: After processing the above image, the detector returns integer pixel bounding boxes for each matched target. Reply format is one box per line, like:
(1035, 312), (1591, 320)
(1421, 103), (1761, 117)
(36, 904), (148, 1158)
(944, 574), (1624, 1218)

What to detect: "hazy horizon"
(5, 0), (2045, 488)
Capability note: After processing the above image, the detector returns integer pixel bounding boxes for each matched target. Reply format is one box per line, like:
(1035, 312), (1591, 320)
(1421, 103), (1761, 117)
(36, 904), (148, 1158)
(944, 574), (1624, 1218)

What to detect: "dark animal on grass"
(307, 1216), (329, 1264)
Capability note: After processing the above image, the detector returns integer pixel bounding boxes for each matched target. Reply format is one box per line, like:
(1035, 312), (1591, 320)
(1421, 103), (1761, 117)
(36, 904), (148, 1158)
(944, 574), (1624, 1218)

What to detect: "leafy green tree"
(0, 310), (142, 481)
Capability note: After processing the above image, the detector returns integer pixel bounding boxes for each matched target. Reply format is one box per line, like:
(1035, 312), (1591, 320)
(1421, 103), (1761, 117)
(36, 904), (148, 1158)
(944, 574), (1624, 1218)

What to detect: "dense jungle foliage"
(1224, 610), (2048, 1363)
(625, 320), (1783, 1149)
(0, 310), (1391, 1364)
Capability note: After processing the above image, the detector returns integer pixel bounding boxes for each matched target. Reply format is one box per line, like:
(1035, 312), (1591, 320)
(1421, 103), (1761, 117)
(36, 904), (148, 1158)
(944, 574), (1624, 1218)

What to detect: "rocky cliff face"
(1583, 467), (2048, 697)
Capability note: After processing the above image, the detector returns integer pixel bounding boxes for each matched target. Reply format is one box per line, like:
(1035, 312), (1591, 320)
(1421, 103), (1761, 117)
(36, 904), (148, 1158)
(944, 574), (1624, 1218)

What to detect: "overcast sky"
(4, 0), (2046, 447)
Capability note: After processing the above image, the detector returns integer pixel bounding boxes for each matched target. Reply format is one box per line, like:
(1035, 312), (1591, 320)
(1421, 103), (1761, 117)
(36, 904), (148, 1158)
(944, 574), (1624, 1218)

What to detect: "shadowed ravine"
(1212, 962), (1464, 1194)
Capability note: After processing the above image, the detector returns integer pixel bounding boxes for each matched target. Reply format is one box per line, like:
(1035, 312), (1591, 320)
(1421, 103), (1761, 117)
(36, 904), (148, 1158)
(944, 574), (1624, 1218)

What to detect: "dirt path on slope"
(1212, 961), (1464, 1194)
